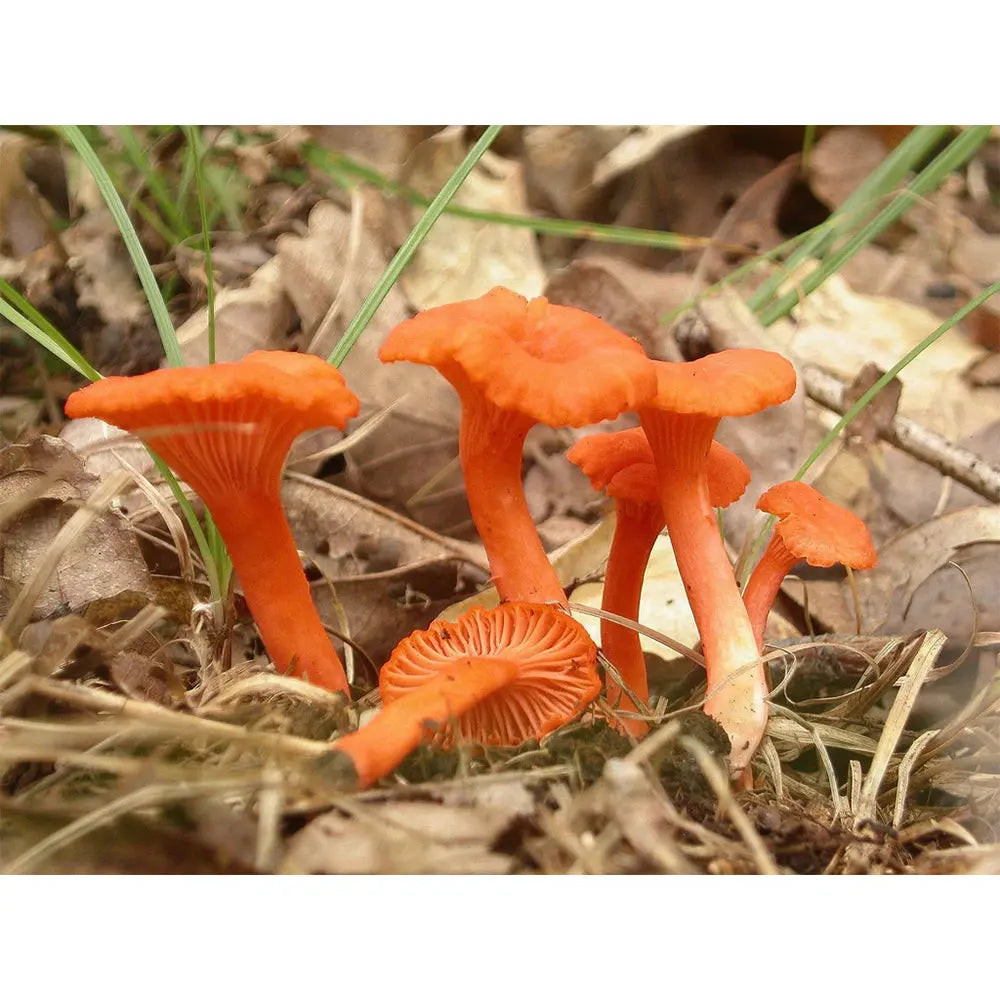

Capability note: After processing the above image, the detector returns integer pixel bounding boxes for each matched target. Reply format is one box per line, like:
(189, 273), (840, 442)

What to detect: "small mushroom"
(742, 480), (878, 646)
(568, 427), (750, 736)
(638, 350), (796, 775)
(379, 287), (656, 604)
(64, 351), (359, 694)
(330, 602), (600, 788)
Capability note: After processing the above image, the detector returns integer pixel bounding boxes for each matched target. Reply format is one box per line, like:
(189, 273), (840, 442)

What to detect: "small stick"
(803, 364), (1000, 503)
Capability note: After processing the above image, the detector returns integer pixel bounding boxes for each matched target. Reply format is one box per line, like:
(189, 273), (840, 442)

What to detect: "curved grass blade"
(0, 281), (102, 381)
(747, 126), (952, 316)
(59, 125), (185, 368)
(307, 143), (736, 255)
(757, 127), (992, 327)
(327, 125), (504, 367)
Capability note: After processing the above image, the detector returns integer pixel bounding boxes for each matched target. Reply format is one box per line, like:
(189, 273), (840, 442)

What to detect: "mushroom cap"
(379, 286), (656, 427)
(567, 427), (750, 508)
(64, 351), (359, 499)
(647, 350), (796, 418)
(380, 603), (600, 747)
(65, 351), (358, 433)
(604, 463), (661, 506)
(757, 480), (877, 569)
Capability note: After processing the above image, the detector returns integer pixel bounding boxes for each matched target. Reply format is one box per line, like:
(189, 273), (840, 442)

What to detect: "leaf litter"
(1, 125), (1000, 873)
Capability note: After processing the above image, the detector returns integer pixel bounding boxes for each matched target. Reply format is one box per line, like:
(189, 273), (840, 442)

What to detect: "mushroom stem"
(457, 383), (565, 604)
(332, 657), (520, 788)
(640, 413), (766, 775)
(212, 494), (350, 695)
(601, 502), (662, 736)
(742, 534), (798, 649)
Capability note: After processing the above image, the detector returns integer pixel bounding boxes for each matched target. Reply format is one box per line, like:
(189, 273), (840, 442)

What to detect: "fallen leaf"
(807, 127), (889, 211)
(175, 257), (293, 366)
(855, 505), (1000, 635)
(522, 125), (628, 217)
(770, 272), (999, 441)
(277, 198), (464, 529)
(280, 472), (485, 667)
(569, 524), (699, 659)
(543, 255), (691, 361)
(0, 435), (152, 623)
(308, 125), (440, 180)
(281, 800), (517, 874)
(398, 126), (545, 310)
(841, 363), (903, 445)
(593, 126), (706, 187)
(0, 133), (55, 258)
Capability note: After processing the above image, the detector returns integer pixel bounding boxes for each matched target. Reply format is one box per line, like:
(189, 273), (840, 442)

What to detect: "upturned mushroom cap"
(380, 603), (600, 746)
(757, 481), (877, 569)
(567, 427), (751, 508)
(647, 349), (796, 417)
(379, 286), (656, 427)
(65, 351), (359, 498)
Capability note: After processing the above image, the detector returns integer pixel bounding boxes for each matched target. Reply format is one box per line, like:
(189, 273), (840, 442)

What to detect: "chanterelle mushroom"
(329, 602), (600, 788)
(743, 480), (877, 646)
(64, 351), (359, 695)
(379, 287), (656, 604)
(638, 350), (796, 775)
(568, 427), (750, 736)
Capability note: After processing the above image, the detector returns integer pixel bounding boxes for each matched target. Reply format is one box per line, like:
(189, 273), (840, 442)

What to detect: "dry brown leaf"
(593, 126), (706, 188)
(281, 800), (517, 874)
(61, 210), (147, 328)
(807, 127), (889, 211)
(951, 225), (1000, 287)
(841, 363), (903, 445)
(770, 273), (999, 441)
(280, 473), (485, 667)
(522, 125), (628, 217)
(570, 526), (699, 659)
(399, 126), (545, 310)
(277, 197), (464, 527)
(0, 436), (152, 624)
(59, 417), (157, 483)
(308, 125), (440, 180)
(175, 257), (293, 367)
(0, 133), (55, 258)
(543, 255), (693, 361)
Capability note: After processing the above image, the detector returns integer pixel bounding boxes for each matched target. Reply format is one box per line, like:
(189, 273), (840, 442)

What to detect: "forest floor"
(1, 125), (999, 873)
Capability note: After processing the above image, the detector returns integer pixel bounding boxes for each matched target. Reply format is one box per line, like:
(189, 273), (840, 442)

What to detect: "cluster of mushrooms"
(65, 287), (877, 788)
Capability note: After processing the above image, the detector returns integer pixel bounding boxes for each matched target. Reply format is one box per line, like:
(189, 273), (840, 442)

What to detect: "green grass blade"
(114, 125), (192, 241)
(59, 125), (185, 369)
(306, 143), (723, 254)
(327, 125), (505, 368)
(747, 125), (952, 315)
(758, 127), (992, 327)
(183, 126), (218, 365)
(0, 284), (102, 381)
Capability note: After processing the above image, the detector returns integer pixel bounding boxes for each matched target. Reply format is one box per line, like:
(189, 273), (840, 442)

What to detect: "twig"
(802, 364), (1000, 503)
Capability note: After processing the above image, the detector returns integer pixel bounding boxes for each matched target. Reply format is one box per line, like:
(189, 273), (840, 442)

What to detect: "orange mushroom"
(743, 480), (877, 647)
(568, 427), (750, 736)
(330, 603), (600, 788)
(64, 351), (359, 695)
(638, 350), (796, 775)
(379, 287), (656, 604)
